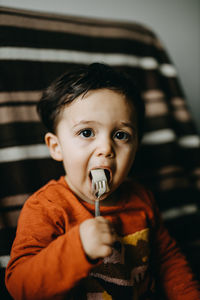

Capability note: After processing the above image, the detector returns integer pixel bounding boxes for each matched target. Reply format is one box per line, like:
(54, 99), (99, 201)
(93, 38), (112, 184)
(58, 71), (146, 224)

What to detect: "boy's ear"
(45, 132), (63, 161)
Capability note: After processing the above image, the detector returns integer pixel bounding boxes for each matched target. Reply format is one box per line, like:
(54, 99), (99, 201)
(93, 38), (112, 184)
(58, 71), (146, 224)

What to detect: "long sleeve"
(150, 192), (200, 299)
(5, 183), (96, 300)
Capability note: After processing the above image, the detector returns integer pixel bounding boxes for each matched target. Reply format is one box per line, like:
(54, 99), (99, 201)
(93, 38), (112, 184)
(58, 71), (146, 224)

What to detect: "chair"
(0, 6), (200, 299)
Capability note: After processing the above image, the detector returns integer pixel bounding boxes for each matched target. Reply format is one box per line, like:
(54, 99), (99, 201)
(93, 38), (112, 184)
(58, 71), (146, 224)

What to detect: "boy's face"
(46, 89), (138, 205)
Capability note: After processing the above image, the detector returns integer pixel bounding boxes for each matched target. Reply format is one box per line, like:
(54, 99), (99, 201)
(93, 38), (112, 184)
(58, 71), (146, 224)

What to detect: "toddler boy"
(5, 63), (200, 299)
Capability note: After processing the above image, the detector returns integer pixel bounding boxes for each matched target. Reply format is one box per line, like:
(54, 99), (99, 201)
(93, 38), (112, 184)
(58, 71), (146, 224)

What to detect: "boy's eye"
(79, 129), (94, 138)
(114, 131), (130, 141)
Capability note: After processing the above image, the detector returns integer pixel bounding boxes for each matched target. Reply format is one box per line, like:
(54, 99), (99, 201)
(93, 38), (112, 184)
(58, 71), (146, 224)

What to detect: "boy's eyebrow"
(120, 122), (136, 130)
(72, 120), (100, 128)
(73, 120), (136, 130)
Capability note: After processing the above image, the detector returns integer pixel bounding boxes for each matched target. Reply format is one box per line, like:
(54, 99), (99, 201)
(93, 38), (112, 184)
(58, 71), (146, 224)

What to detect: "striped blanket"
(0, 6), (200, 298)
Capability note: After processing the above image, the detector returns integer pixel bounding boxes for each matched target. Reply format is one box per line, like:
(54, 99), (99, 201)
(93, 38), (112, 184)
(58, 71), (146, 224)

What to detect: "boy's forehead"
(60, 89), (137, 128)
(67, 89), (136, 112)
(67, 89), (135, 112)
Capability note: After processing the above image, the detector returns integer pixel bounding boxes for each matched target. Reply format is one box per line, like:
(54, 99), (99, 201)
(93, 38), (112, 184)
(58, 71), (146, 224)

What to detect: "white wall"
(1, 0), (200, 132)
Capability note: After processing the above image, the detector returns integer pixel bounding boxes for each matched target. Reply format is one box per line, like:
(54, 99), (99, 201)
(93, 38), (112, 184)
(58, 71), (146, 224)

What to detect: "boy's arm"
(149, 192), (200, 299)
(5, 197), (97, 300)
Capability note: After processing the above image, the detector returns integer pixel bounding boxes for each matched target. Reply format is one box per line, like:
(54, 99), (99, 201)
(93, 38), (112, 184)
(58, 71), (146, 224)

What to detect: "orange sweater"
(5, 177), (200, 300)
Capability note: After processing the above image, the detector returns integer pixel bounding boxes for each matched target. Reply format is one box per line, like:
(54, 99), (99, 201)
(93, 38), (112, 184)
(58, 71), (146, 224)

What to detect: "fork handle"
(95, 199), (100, 217)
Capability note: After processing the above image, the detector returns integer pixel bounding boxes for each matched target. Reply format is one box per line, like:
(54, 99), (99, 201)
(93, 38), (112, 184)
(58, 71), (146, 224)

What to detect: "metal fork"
(91, 169), (108, 217)
(93, 180), (107, 217)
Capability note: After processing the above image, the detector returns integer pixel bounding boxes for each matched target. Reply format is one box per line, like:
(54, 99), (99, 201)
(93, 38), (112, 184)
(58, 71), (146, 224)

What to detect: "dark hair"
(37, 63), (145, 141)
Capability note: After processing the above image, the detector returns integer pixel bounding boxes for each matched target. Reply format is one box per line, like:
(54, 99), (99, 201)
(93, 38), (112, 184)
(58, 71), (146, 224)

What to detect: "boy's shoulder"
(37, 176), (65, 192)
(121, 177), (155, 207)
(25, 176), (72, 208)
(123, 177), (152, 196)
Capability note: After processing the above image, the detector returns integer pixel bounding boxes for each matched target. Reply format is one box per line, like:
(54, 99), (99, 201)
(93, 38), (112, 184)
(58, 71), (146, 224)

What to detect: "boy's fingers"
(96, 216), (115, 231)
(95, 216), (109, 224)
(99, 245), (113, 258)
(100, 232), (114, 245)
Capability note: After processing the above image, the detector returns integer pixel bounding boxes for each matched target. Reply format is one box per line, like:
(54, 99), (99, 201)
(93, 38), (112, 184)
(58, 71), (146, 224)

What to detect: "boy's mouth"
(104, 169), (111, 183)
(89, 168), (112, 184)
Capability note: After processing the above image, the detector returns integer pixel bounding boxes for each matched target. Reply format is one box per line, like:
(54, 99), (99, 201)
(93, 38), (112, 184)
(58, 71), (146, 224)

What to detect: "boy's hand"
(79, 216), (116, 261)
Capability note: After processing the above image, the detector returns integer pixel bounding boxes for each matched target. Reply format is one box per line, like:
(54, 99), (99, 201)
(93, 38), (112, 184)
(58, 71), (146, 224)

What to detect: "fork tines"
(91, 169), (108, 199)
(94, 180), (107, 198)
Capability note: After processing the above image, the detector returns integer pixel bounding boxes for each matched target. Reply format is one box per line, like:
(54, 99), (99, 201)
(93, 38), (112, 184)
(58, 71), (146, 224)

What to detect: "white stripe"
(0, 47), (176, 76)
(178, 135), (200, 148)
(162, 204), (198, 220)
(0, 255), (10, 268)
(141, 129), (176, 145)
(0, 144), (50, 163)
(139, 57), (158, 69)
(0, 47), (141, 65)
(160, 64), (177, 77)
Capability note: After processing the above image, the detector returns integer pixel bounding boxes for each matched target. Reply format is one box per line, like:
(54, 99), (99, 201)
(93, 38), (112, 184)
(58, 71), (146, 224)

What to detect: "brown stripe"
(193, 168), (200, 176)
(0, 6), (155, 31)
(0, 91), (42, 104)
(173, 109), (191, 122)
(0, 194), (29, 207)
(171, 97), (192, 122)
(1, 6), (152, 30)
(142, 89), (165, 102)
(0, 12), (161, 46)
(0, 210), (20, 229)
(171, 97), (186, 107)
(145, 101), (169, 117)
(158, 165), (183, 175)
(0, 106), (39, 124)
(159, 177), (189, 190)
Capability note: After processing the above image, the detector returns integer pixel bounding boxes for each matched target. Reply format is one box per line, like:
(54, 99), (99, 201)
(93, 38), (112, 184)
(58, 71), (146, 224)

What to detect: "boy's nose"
(96, 137), (115, 158)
